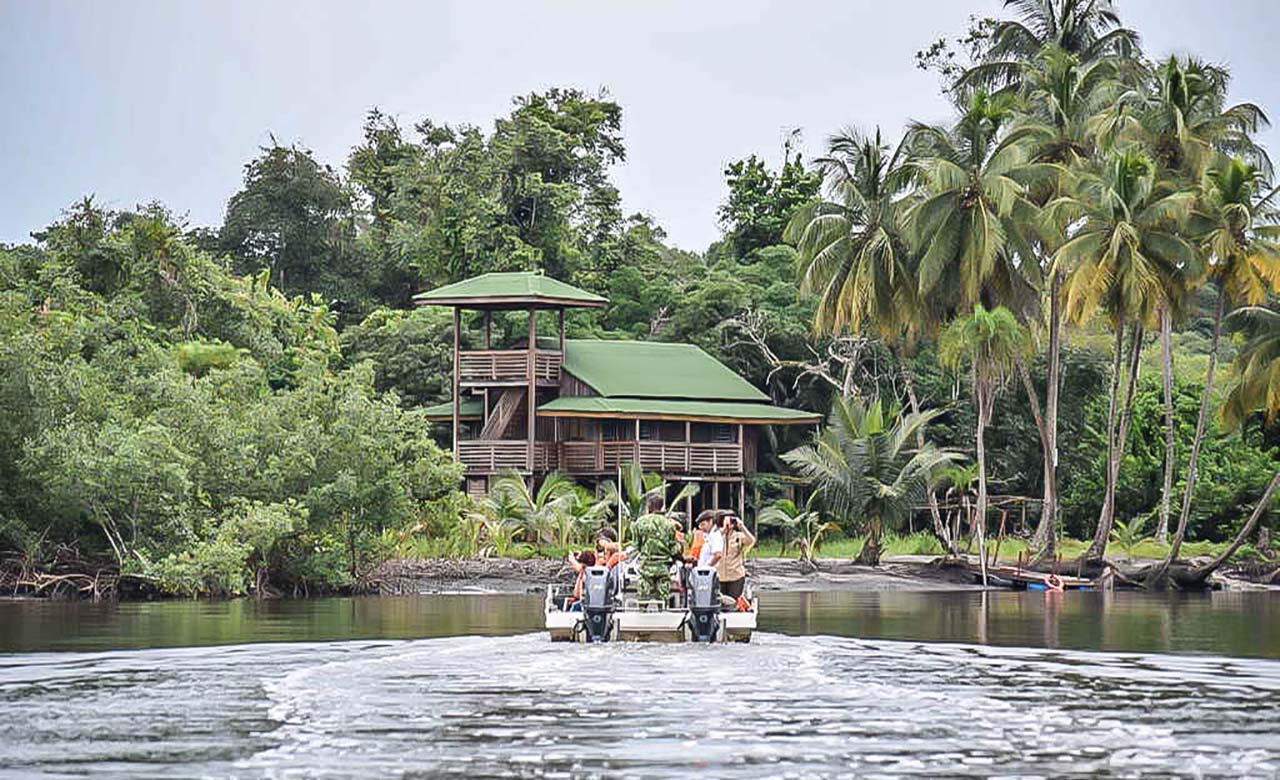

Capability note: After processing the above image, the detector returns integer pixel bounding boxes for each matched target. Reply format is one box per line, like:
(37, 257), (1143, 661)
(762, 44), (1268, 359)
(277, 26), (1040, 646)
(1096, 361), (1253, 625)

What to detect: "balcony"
(458, 350), (561, 385)
(558, 441), (742, 475)
(457, 440), (558, 474)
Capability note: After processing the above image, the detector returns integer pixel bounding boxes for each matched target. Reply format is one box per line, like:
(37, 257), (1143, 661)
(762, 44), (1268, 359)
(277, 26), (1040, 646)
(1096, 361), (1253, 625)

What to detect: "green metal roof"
(537, 397), (820, 424)
(413, 272), (606, 308)
(423, 398), (483, 420)
(559, 339), (769, 402)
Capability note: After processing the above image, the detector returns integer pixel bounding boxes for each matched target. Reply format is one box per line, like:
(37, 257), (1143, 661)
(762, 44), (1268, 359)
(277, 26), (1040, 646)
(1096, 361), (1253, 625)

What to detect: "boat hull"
(545, 584), (756, 642)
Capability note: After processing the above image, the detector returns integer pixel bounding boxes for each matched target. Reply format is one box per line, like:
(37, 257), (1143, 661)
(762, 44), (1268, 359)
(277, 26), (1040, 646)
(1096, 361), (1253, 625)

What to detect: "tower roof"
(413, 271), (606, 309)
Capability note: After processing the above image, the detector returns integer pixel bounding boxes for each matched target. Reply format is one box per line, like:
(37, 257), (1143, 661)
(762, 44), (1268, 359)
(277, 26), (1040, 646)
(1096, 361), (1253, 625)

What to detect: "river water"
(1, 590), (1278, 778)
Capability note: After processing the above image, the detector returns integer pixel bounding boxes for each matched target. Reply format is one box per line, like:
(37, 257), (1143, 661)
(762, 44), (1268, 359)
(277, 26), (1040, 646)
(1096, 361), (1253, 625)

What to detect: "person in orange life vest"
(563, 550), (598, 611)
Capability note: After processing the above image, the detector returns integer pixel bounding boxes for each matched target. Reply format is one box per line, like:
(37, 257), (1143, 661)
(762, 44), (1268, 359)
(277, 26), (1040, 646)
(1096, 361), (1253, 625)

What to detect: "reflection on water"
(2, 589), (1277, 658)
(761, 589), (1280, 658)
(1, 633), (1278, 779)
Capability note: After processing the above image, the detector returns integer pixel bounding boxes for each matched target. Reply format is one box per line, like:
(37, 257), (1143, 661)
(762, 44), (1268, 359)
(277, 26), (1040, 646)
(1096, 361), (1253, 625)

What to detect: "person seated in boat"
(717, 513), (755, 604)
(685, 512), (711, 564)
(563, 550), (597, 611)
(594, 527), (626, 568)
(629, 511), (682, 608)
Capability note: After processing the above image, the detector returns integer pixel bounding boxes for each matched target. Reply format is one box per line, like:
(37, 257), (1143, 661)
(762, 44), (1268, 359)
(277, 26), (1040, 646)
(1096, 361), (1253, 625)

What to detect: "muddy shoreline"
(365, 556), (982, 595)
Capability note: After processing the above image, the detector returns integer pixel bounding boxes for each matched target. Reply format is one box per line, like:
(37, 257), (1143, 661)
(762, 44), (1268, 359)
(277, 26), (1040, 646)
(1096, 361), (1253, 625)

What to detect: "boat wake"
(2, 633), (1278, 778)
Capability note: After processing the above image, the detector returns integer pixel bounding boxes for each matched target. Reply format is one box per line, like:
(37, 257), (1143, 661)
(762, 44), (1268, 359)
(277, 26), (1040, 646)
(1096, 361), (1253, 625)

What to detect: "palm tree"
(1222, 305), (1280, 428)
(1147, 158), (1280, 585)
(783, 398), (958, 566)
(489, 471), (579, 547)
(786, 128), (958, 552)
(904, 91), (1049, 319)
(785, 127), (917, 341)
(938, 305), (1031, 582)
(1122, 56), (1271, 182)
(757, 497), (836, 565)
(965, 0), (1139, 90)
(1045, 149), (1197, 561)
(1003, 45), (1121, 558)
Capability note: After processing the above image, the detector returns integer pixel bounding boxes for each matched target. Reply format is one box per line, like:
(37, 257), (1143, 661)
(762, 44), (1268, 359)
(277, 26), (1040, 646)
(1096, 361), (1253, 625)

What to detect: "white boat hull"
(545, 585), (756, 642)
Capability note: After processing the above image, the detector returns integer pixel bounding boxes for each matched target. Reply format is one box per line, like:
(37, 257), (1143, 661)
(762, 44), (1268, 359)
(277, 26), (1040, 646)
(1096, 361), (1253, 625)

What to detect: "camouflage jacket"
(630, 513), (680, 573)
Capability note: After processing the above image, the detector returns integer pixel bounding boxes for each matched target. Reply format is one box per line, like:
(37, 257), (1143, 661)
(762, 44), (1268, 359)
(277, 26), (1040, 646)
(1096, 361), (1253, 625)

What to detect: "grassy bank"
(396, 530), (1243, 566)
(750, 533), (1237, 563)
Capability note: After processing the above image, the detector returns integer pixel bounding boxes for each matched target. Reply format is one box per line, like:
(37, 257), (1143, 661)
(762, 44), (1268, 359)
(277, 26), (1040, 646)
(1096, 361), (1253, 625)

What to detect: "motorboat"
(545, 563), (757, 643)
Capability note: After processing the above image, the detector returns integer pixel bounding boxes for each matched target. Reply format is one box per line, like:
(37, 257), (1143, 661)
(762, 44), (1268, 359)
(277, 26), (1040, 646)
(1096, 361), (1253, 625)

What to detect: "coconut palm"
(1146, 158), (1280, 585)
(467, 485), (527, 557)
(1045, 149), (1197, 560)
(965, 0), (1138, 91)
(904, 90), (1049, 320)
(938, 305), (1031, 582)
(1123, 57), (1271, 181)
(489, 471), (579, 547)
(785, 127), (917, 340)
(1004, 45), (1121, 557)
(786, 127), (957, 552)
(1223, 305), (1280, 429)
(783, 398), (958, 566)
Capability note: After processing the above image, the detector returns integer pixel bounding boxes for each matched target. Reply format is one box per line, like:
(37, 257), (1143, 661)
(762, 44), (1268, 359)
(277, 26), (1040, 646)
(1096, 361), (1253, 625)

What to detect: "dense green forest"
(3, 0), (1279, 595)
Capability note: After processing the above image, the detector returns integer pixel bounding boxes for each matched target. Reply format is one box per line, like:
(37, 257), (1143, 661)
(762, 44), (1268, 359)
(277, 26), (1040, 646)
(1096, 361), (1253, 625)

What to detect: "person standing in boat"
(717, 514), (755, 601)
(698, 510), (724, 569)
(630, 511), (681, 608)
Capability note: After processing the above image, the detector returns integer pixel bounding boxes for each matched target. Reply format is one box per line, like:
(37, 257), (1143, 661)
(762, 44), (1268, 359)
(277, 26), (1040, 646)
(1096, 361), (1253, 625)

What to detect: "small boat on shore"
(545, 564), (756, 643)
(967, 562), (1095, 591)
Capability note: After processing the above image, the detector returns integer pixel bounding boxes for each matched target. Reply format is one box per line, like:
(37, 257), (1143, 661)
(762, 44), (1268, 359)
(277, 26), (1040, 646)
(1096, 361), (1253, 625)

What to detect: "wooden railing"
(458, 350), (562, 383)
(458, 441), (558, 473)
(557, 441), (742, 474)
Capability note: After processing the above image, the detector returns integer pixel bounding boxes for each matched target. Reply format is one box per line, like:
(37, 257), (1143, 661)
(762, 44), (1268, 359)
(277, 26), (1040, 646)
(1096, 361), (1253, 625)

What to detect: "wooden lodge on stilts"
(417, 271), (820, 520)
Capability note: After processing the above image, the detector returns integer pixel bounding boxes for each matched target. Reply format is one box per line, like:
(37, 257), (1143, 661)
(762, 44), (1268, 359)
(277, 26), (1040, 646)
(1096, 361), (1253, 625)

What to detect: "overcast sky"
(2, 0), (1276, 253)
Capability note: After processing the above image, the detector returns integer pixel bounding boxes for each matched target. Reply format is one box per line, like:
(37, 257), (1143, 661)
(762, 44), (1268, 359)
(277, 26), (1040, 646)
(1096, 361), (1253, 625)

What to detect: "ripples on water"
(2, 633), (1279, 779)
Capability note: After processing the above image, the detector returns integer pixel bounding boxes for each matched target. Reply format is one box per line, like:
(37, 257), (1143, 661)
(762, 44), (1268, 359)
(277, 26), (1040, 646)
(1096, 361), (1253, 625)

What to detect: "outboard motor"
(580, 566), (615, 643)
(686, 567), (721, 642)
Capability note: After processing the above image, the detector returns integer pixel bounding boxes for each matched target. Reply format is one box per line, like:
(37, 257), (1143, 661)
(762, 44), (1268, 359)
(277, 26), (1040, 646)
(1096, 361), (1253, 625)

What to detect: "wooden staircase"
(479, 388), (525, 440)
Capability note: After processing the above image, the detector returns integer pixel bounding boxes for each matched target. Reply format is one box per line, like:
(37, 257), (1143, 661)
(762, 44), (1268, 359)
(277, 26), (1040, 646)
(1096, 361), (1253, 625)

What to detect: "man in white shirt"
(698, 514), (724, 569)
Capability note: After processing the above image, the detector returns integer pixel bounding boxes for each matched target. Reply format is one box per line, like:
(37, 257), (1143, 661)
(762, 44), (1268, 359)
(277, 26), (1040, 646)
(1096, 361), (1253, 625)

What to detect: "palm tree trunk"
(1087, 324), (1143, 561)
(1188, 471), (1280, 581)
(857, 516), (882, 566)
(1157, 306), (1177, 544)
(901, 358), (954, 554)
(1087, 325), (1126, 560)
(1032, 271), (1063, 559)
(974, 377), (990, 587)
(1149, 289), (1227, 586)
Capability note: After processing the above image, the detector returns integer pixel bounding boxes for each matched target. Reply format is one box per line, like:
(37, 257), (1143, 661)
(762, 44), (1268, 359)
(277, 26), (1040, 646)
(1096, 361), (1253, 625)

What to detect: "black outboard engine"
(580, 566), (615, 643)
(686, 567), (721, 642)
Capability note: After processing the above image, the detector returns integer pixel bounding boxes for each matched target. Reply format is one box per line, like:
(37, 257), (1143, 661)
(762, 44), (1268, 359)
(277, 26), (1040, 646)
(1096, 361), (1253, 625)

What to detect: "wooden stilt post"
(527, 307), (537, 473)
(452, 307), (461, 461)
